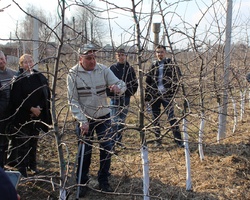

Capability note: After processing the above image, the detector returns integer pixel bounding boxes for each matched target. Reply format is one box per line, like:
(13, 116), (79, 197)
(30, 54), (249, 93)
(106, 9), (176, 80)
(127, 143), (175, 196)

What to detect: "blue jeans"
(76, 114), (113, 184)
(110, 96), (130, 143)
(151, 97), (182, 142)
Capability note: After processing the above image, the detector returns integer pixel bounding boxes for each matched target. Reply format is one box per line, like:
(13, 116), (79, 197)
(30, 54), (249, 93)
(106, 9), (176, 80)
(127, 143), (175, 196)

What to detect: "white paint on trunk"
(198, 114), (205, 161)
(141, 146), (150, 200)
(183, 118), (192, 191)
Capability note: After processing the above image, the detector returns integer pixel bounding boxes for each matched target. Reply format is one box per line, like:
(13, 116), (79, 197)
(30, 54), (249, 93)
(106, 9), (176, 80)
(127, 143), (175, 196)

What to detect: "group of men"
(0, 44), (184, 198)
(67, 44), (184, 197)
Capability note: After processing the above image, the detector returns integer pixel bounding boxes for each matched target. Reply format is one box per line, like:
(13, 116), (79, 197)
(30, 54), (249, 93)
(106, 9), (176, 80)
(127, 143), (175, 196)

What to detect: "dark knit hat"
(116, 48), (125, 53)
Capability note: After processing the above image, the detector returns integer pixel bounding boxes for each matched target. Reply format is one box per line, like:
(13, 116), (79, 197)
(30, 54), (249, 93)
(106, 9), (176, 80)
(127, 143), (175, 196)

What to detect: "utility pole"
(33, 18), (39, 70)
(162, 30), (166, 46)
(152, 23), (161, 49)
(218, 0), (232, 142)
(73, 17), (78, 62)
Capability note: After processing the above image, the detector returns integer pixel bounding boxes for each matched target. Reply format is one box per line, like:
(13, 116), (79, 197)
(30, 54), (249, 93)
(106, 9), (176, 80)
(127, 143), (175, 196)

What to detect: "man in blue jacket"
(107, 48), (138, 148)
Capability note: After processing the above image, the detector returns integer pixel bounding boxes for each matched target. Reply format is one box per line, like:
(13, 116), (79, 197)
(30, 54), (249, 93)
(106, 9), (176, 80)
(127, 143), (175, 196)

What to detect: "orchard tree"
(1, 0), (249, 199)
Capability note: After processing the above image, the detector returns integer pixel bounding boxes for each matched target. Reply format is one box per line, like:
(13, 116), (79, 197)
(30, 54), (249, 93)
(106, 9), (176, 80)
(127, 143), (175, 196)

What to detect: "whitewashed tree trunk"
(217, 103), (224, 142)
(231, 96), (237, 133)
(218, 0), (232, 142)
(130, 1), (154, 198)
(141, 146), (150, 200)
(183, 118), (192, 191)
(198, 113), (205, 161)
(59, 189), (67, 200)
(240, 90), (246, 121)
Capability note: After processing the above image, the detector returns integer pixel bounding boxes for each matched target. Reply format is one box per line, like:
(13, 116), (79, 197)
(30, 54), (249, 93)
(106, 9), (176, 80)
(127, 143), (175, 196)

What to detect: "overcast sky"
(0, 0), (249, 48)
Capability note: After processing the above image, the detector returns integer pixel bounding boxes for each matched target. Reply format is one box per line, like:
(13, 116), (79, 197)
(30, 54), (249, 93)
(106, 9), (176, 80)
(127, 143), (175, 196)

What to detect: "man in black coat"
(145, 45), (184, 148)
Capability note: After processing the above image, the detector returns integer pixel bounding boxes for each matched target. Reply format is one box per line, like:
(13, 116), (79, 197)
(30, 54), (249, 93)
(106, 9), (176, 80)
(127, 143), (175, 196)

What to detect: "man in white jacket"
(67, 44), (126, 197)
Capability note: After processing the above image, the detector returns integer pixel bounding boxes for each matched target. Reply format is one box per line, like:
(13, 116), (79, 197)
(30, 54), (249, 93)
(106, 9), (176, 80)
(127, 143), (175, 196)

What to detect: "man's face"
(0, 53), (7, 70)
(116, 52), (126, 64)
(155, 47), (166, 61)
(79, 51), (96, 71)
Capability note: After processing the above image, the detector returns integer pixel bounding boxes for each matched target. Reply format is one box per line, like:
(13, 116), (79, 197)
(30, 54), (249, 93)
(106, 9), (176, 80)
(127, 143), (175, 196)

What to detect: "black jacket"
(0, 69), (17, 135)
(9, 69), (52, 133)
(145, 58), (181, 102)
(106, 61), (138, 97)
(0, 168), (18, 200)
(0, 82), (7, 119)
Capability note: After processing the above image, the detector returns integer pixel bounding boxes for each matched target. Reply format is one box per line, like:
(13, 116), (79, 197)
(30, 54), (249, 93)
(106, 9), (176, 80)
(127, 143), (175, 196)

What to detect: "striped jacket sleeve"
(67, 69), (88, 125)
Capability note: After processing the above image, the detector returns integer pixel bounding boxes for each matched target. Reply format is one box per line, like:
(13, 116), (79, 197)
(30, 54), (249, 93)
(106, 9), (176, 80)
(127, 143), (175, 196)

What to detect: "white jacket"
(67, 63), (126, 125)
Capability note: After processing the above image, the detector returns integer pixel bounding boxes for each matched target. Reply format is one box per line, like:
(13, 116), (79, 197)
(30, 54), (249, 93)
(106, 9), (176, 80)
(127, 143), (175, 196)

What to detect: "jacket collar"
(77, 63), (102, 72)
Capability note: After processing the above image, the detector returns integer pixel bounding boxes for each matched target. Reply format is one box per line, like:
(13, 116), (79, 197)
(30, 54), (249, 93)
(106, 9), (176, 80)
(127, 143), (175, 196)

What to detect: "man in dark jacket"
(107, 48), (138, 148)
(0, 51), (16, 168)
(145, 45), (184, 147)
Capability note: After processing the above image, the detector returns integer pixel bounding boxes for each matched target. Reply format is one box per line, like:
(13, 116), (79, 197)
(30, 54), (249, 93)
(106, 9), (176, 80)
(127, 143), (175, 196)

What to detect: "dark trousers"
(151, 97), (182, 142)
(76, 114), (113, 185)
(0, 136), (8, 168)
(12, 127), (39, 170)
(110, 96), (130, 143)
(0, 123), (8, 168)
(7, 138), (18, 166)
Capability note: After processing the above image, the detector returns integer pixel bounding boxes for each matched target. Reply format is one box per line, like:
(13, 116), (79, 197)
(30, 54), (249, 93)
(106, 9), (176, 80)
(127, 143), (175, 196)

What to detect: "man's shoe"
(18, 167), (28, 177)
(7, 161), (18, 168)
(99, 182), (114, 192)
(79, 186), (88, 198)
(176, 141), (185, 148)
(30, 168), (40, 175)
(28, 167), (40, 175)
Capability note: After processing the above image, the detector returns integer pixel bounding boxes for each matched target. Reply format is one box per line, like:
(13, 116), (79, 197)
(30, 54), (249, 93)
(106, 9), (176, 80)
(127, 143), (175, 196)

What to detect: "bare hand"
(30, 106), (42, 117)
(80, 122), (89, 135)
(109, 85), (121, 94)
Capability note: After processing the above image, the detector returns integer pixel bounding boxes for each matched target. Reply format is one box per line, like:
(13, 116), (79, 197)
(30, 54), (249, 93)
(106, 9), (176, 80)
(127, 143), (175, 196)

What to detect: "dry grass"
(11, 62), (250, 199)
(14, 106), (250, 200)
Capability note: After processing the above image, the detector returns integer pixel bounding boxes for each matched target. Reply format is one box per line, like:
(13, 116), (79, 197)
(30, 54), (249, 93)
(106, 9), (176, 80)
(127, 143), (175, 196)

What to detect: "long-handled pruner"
(76, 136), (85, 200)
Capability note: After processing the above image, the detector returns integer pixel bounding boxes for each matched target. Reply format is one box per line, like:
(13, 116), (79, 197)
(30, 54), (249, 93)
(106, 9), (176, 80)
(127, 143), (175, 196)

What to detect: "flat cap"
(78, 43), (98, 55)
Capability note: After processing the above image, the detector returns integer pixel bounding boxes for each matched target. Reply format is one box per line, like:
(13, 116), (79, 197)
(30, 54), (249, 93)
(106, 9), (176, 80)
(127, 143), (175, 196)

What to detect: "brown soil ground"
(9, 109), (250, 200)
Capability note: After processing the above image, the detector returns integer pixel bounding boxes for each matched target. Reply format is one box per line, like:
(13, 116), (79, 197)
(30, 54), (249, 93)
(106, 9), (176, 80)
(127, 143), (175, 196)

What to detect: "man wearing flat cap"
(67, 43), (126, 197)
